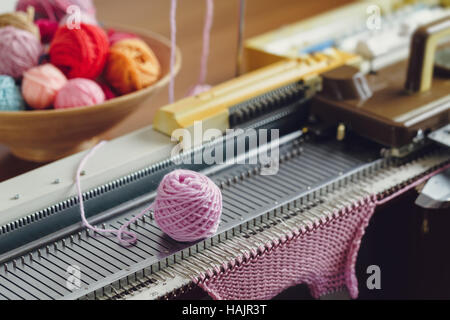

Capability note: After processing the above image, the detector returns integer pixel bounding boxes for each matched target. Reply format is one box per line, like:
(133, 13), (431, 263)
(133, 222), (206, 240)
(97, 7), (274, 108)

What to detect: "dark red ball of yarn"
(98, 82), (117, 100)
(49, 23), (109, 79)
(36, 19), (59, 43)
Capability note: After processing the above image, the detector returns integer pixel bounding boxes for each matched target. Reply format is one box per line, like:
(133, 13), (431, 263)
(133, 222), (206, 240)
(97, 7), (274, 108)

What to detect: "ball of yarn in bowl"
(107, 29), (137, 46)
(55, 78), (105, 109)
(105, 38), (161, 95)
(16, 0), (96, 22)
(98, 82), (117, 100)
(35, 19), (59, 43)
(0, 26), (42, 79)
(0, 75), (25, 111)
(153, 169), (222, 242)
(0, 7), (40, 39)
(22, 64), (67, 110)
(49, 23), (109, 79)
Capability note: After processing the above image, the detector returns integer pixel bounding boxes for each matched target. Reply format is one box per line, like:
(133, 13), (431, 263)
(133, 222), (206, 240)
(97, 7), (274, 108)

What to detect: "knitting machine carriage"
(0, 0), (449, 300)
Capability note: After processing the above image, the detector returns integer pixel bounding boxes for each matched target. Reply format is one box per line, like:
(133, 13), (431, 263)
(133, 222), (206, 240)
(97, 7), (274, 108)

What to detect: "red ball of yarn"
(35, 19), (58, 43)
(49, 23), (109, 79)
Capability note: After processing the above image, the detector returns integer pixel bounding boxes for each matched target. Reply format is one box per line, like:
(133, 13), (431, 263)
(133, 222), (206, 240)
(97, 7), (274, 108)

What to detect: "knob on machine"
(311, 16), (450, 153)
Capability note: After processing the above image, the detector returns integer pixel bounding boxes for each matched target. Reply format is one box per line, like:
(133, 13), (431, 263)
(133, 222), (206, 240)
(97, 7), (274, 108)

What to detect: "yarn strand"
(76, 141), (152, 246)
(187, 0), (214, 96)
(169, 0), (177, 104)
(169, 0), (215, 102)
(199, 0), (214, 87)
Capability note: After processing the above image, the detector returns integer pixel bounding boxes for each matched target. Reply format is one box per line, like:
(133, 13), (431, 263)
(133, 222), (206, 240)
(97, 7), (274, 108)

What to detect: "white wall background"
(0, 0), (18, 14)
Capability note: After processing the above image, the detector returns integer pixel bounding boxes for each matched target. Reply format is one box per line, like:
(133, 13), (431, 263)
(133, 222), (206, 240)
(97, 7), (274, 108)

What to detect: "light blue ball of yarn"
(0, 75), (25, 111)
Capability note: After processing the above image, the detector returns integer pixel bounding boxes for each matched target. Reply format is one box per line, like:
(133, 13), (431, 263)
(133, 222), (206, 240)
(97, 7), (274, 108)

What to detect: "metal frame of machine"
(0, 0), (449, 300)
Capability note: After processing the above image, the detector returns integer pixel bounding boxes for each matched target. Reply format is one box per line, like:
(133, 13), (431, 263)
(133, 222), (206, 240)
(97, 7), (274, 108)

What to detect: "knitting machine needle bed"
(0, 126), (385, 300)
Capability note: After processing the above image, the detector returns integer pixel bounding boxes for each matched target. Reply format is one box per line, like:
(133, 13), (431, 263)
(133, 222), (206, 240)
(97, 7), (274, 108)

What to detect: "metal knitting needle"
(186, 256), (210, 273)
(236, 0), (247, 77)
(168, 264), (191, 278)
(178, 259), (203, 275)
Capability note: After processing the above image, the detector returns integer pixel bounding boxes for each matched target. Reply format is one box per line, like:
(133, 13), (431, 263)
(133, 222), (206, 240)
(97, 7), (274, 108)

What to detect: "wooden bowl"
(0, 25), (181, 162)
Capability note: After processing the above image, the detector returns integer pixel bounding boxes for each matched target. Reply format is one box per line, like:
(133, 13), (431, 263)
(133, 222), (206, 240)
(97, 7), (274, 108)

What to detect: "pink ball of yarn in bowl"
(0, 24), (180, 163)
(55, 78), (105, 109)
(22, 64), (67, 110)
(0, 26), (42, 79)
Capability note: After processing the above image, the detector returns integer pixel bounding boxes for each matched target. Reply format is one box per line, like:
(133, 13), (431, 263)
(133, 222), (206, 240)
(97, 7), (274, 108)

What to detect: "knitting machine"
(0, 0), (449, 300)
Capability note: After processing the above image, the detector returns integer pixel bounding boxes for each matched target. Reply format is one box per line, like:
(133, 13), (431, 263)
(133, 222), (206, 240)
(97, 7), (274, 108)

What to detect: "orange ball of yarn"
(105, 38), (161, 95)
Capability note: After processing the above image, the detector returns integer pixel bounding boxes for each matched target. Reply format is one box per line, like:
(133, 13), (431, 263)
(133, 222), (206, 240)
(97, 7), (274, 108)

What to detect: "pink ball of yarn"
(0, 26), (42, 79)
(153, 170), (222, 242)
(55, 78), (105, 109)
(35, 19), (59, 43)
(22, 64), (67, 109)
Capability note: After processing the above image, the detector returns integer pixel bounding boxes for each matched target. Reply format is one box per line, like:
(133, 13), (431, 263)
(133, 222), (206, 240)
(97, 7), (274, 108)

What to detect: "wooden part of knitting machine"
(153, 49), (360, 141)
(311, 16), (450, 149)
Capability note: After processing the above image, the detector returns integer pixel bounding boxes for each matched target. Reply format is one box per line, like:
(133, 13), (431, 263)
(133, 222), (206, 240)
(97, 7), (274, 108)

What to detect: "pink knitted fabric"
(195, 195), (377, 300)
(195, 163), (450, 300)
